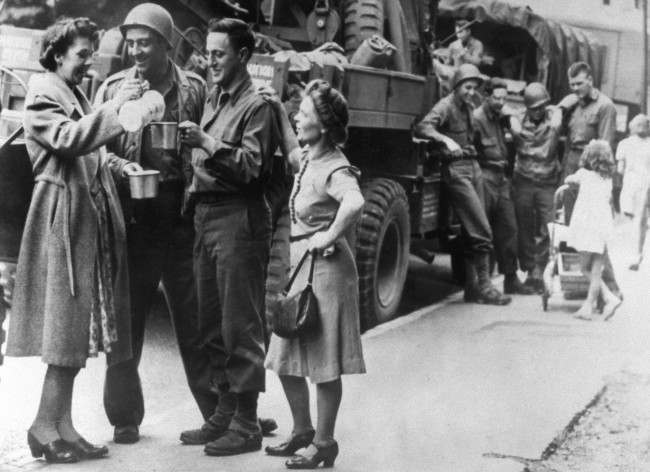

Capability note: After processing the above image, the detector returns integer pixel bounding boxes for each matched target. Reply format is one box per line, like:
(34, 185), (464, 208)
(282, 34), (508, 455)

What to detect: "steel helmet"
(523, 82), (550, 109)
(452, 63), (483, 89)
(119, 3), (173, 49)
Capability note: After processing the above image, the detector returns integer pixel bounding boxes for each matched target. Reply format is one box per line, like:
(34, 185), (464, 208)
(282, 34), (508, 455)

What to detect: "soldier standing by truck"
(558, 61), (622, 300)
(178, 18), (279, 456)
(558, 62), (617, 180)
(94, 3), (213, 445)
(473, 78), (534, 295)
(415, 64), (510, 305)
(509, 83), (562, 292)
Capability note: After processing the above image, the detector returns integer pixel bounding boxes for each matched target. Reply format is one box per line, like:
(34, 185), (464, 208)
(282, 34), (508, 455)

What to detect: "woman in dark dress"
(6, 17), (142, 463)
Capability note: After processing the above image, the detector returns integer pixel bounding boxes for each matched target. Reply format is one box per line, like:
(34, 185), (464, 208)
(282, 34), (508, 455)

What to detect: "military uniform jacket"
(94, 63), (206, 215)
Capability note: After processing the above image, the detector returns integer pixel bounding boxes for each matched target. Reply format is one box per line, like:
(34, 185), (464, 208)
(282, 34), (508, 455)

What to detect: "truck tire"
(343, 0), (384, 56)
(356, 178), (410, 329)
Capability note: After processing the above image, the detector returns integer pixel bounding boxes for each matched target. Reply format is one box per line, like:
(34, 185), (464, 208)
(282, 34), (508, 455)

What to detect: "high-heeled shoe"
(265, 429), (315, 456)
(66, 437), (109, 459)
(285, 441), (339, 469)
(27, 431), (78, 463)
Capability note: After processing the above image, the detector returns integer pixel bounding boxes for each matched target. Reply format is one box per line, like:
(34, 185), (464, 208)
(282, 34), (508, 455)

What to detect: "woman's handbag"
(268, 249), (320, 339)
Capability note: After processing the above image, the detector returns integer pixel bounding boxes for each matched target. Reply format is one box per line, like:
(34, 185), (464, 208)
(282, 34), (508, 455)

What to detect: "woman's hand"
(308, 231), (335, 253)
(123, 162), (143, 177)
(179, 121), (212, 151)
(113, 79), (145, 109)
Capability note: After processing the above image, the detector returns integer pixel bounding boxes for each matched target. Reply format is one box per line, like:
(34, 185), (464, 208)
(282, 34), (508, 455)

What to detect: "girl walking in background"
(616, 114), (650, 271)
(565, 140), (622, 320)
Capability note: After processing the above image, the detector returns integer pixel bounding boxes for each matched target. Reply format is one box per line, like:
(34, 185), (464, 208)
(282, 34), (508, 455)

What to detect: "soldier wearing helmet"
(509, 82), (562, 292)
(473, 78), (535, 296)
(94, 3), (212, 445)
(415, 64), (511, 305)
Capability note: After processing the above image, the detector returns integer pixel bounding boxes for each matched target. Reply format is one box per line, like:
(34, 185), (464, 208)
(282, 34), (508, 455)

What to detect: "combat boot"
(504, 273), (536, 295)
(475, 253), (511, 305)
(523, 266), (544, 294)
(463, 257), (480, 302)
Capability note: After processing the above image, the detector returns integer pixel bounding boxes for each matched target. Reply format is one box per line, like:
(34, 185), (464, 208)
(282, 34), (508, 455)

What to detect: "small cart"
(541, 185), (590, 311)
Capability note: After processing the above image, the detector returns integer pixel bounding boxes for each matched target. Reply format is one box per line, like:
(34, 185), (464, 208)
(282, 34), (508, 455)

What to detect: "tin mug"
(147, 122), (179, 151)
(128, 169), (160, 199)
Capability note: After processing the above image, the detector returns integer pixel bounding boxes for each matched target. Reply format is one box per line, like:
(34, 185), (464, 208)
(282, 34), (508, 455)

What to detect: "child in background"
(565, 140), (622, 320)
(616, 114), (650, 270)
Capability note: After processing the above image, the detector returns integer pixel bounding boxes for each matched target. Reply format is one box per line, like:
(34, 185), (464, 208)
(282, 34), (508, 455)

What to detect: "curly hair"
(580, 139), (615, 178)
(304, 79), (349, 148)
(39, 17), (98, 72)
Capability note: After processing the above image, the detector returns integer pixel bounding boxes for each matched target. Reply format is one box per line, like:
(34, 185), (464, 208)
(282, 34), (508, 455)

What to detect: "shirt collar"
(580, 87), (600, 105)
(452, 92), (470, 111)
(483, 103), (500, 121)
(211, 73), (252, 109)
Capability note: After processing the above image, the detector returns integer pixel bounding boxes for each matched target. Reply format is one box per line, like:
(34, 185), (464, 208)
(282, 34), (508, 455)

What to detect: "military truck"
(0, 0), (610, 332)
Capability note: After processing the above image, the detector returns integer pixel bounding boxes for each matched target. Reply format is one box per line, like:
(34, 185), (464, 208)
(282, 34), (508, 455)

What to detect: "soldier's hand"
(179, 121), (210, 149)
(114, 79), (145, 108)
(445, 138), (463, 157)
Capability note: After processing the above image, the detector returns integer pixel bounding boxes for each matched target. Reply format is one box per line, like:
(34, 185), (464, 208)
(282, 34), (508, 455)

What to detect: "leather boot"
(504, 273), (536, 295)
(463, 257), (480, 302)
(474, 253), (511, 305)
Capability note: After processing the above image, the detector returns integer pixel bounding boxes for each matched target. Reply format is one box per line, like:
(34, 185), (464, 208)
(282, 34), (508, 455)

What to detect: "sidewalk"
(1, 231), (647, 472)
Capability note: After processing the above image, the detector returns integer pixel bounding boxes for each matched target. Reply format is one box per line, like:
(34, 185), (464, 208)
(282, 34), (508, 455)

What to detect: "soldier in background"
(473, 78), (535, 295)
(509, 83), (562, 292)
(449, 19), (494, 68)
(415, 64), (511, 305)
(557, 61), (622, 300)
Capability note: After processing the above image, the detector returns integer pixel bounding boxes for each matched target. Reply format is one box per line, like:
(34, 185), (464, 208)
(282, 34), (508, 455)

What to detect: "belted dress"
(265, 147), (366, 383)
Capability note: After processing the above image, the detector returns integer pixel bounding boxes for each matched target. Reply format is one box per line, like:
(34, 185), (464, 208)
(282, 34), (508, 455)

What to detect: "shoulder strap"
(282, 250), (317, 295)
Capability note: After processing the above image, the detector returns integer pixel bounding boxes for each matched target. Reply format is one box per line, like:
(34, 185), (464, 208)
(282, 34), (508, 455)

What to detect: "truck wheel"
(356, 178), (410, 329)
(343, 0), (384, 56)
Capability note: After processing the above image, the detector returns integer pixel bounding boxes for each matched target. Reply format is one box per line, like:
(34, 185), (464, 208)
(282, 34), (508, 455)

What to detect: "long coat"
(7, 72), (132, 367)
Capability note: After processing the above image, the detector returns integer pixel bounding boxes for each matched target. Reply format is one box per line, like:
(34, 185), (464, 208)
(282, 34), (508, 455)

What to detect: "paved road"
(1, 224), (648, 472)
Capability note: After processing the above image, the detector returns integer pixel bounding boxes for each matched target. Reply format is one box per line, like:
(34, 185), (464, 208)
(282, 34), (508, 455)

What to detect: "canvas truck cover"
(438, 0), (606, 102)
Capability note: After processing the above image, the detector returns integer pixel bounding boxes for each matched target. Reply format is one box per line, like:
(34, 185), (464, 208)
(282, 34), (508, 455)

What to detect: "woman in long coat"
(7, 17), (142, 463)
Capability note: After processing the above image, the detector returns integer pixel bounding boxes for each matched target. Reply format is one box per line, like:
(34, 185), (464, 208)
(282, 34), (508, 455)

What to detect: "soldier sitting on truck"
(473, 77), (535, 295)
(509, 82), (562, 293)
(449, 19), (495, 69)
(415, 63), (511, 306)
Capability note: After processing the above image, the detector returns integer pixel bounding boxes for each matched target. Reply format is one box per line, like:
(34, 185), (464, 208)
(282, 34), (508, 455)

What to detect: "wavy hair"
(304, 79), (349, 148)
(580, 139), (615, 178)
(39, 17), (98, 72)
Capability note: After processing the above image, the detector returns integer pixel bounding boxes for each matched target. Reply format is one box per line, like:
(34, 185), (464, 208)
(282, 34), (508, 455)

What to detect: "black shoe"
(27, 431), (78, 464)
(266, 430), (315, 456)
(260, 417), (278, 436)
(180, 422), (227, 445)
(524, 276), (544, 294)
(475, 286), (511, 305)
(113, 425), (139, 444)
(285, 441), (339, 469)
(504, 274), (537, 295)
(66, 437), (108, 459)
(204, 429), (262, 456)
